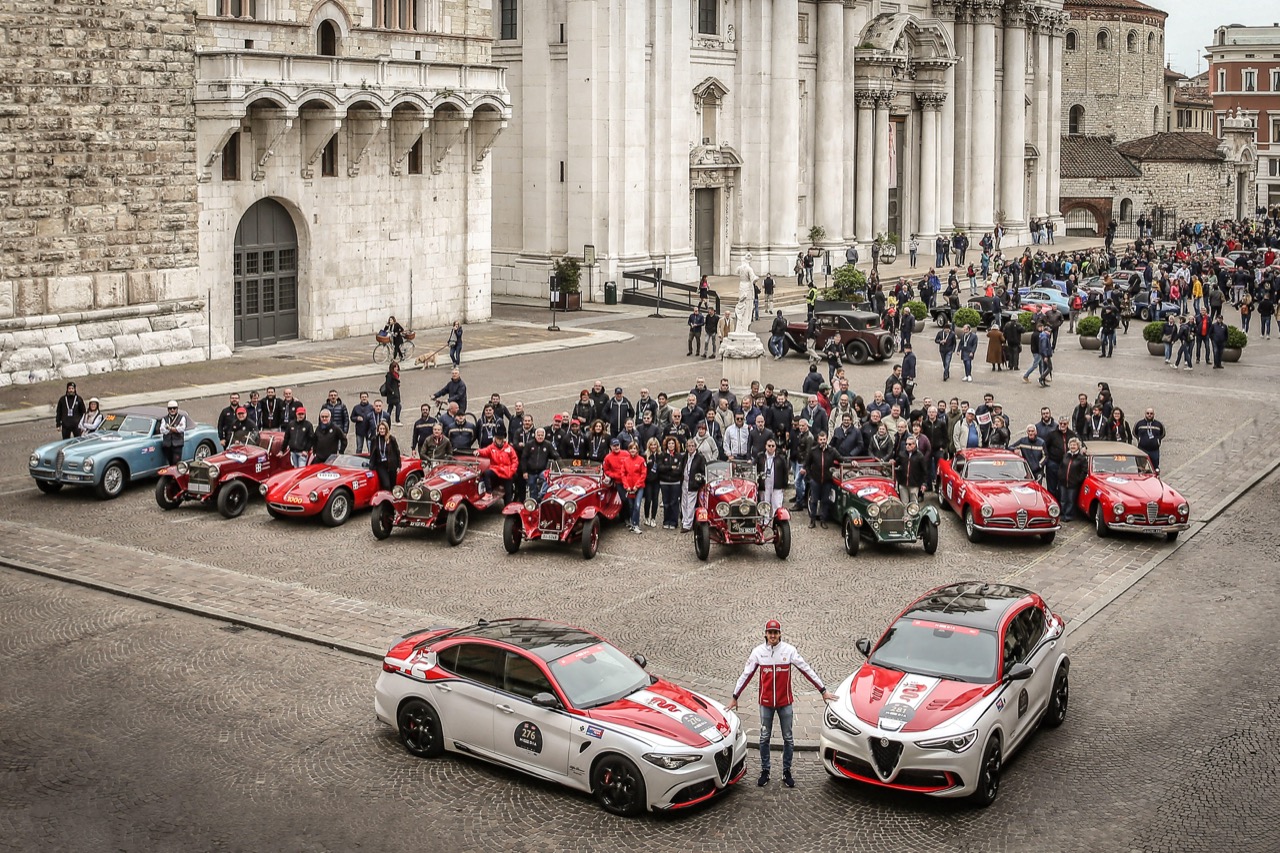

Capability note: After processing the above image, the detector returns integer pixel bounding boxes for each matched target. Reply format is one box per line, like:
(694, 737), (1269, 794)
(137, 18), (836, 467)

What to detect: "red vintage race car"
(261, 453), (422, 527)
(693, 460), (791, 560)
(154, 431), (292, 518)
(502, 461), (622, 560)
(370, 455), (502, 545)
(937, 449), (1060, 544)
(1078, 441), (1189, 541)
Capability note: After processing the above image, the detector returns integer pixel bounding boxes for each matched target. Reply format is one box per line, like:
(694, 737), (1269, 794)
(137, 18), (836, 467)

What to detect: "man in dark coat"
(1209, 316), (1228, 368)
(351, 392), (377, 454)
(801, 432), (842, 529)
(312, 409), (348, 461)
(1059, 438), (1089, 521)
(217, 393), (245, 448)
(55, 382), (87, 439)
(284, 406), (315, 468)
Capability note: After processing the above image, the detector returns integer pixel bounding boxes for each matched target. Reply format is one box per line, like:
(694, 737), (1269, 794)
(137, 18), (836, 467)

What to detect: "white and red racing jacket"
(733, 641), (826, 708)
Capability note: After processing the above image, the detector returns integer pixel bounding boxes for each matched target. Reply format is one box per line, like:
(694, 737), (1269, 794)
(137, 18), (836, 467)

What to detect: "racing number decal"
(515, 721), (544, 754)
(1017, 689), (1029, 718)
(649, 697), (680, 713)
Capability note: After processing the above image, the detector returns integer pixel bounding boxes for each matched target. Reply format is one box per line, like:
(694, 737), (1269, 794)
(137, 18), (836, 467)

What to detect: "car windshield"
(966, 459), (1033, 481)
(550, 642), (650, 709)
(1090, 453), (1154, 475)
(708, 460), (756, 483)
(836, 459), (893, 481)
(327, 454), (370, 469)
(549, 460), (602, 477)
(870, 618), (999, 683)
(426, 456), (481, 472)
(100, 413), (155, 435)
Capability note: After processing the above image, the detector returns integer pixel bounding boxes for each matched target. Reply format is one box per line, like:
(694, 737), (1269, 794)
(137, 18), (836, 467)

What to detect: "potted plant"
(904, 299), (927, 322)
(821, 264), (867, 306)
(1223, 325), (1248, 362)
(1017, 310), (1038, 345)
(1076, 315), (1102, 350)
(873, 233), (899, 264)
(1142, 320), (1168, 356)
(952, 306), (982, 329)
(552, 256), (582, 311)
(807, 225), (827, 247)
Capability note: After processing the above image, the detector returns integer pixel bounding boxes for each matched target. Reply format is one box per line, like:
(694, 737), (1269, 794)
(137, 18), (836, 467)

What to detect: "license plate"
(189, 484), (210, 494)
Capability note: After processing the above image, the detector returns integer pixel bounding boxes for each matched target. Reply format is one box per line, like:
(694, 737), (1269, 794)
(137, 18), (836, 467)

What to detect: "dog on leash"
(414, 350), (440, 370)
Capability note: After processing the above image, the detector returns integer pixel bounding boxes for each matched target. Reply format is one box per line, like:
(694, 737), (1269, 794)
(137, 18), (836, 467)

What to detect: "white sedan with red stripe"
(820, 582), (1070, 806)
(375, 618), (747, 816)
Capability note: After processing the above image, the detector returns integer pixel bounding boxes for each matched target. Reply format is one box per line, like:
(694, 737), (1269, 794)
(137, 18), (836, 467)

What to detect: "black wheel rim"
(983, 747), (1001, 800)
(402, 704), (436, 753)
(227, 485), (245, 512)
(1055, 675), (1069, 717)
(453, 506), (468, 538)
(379, 505), (393, 533)
(599, 761), (638, 811)
(589, 522), (598, 549)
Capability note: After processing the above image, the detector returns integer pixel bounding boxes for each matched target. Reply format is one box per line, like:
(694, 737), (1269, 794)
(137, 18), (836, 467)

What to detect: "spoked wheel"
(445, 503), (470, 546)
(920, 517), (938, 554)
(216, 480), (250, 519)
(843, 517), (860, 556)
(964, 507), (982, 543)
(581, 517), (600, 560)
(773, 519), (791, 559)
(193, 441), (216, 461)
(693, 521), (710, 561)
(969, 737), (1002, 807)
(402, 471), (422, 492)
(396, 698), (444, 758)
(1045, 667), (1069, 728)
(371, 502), (395, 540)
(321, 488), (353, 527)
(154, 475), (183, 510)
(502, 514), (522, 554)
(373, 342), (391, 365)
(400, 339), (416, 360)
(96, 461), (127, 500)
(592, 755), (647, 817)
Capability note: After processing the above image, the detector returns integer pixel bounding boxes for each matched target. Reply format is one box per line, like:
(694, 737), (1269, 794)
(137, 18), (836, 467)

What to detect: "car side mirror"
(531, 692), (561, 710)
(632, 653), (648, 669)
(855, 638), (872, 657)
(1005, 662), (1034, 682)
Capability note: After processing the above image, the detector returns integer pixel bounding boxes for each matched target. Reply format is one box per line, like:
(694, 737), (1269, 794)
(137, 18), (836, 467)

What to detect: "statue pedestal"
(719, 331), (765, 392)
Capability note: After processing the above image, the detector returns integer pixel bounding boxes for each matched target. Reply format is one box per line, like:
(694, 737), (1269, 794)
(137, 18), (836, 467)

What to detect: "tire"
(154, 475), (183, 510)
(843, 517), (860, 556)
(445, 503), (470, 546)
(880, 336), (897, 358)
(581, 517), (600, 560)
(694, 521), (710, 561)
(969, 736), (1002, 807)
(401, 339), (416, 360)
(216, 480), (250, 519)
(35, 480), (63, 495)
(403, 471), (423, 492)
(963, 507), (982, 543)
(397, 698), (444, 758)
(920, 518), (938, 554)
(1045, 667), (1069, 728)
(320, 488), (353, 527)
(1139, 306), (1151, 321)
(373, 343), (391, 365)
(1165, 530), (1179, 542)
(193, 440), (216, 461)
(1040, 530), (1057, 544)
(1094, 503), (1110, 538)
(95, 461), (127, 500)
(846, 340), (871, 365)
(502, 514), (522, 554)
(592, 754), (647, 817)
(773, 519), (791, 559)
(371, 502), (394, 540)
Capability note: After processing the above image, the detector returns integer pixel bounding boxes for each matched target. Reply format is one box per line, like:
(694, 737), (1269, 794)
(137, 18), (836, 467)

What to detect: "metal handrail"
(621, 270), (721, 314)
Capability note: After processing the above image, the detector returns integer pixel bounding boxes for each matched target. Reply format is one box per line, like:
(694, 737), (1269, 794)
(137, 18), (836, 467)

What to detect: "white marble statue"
(733, 253), (757, 333)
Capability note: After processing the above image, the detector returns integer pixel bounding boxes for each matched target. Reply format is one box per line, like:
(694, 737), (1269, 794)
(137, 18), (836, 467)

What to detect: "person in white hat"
(159, 401), (191, 466)
(79, 397), (104, 434)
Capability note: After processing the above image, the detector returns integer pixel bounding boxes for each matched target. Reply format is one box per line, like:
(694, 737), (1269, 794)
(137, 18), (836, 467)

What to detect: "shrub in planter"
(1017, 311), (1037, 332)
(1141, 321), (1167, 344)
(553, 256), (582, 294)
(1076, 315), (1102, 336)
(822, 264), (867, 303)
(1226, 326), (1249, 349)
(904, 299), (927, 321)
(953, 307), (982, 328)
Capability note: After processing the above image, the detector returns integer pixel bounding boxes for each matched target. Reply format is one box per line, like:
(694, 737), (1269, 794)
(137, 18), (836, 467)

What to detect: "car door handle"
(436, 685), (452, 693)
(496, 704), (514, 714)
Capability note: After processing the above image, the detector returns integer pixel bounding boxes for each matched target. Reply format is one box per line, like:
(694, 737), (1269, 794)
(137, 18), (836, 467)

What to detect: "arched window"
(1120, 199), (1133, 221)
(1096, 29), (1110, 51)
(1069, 104), (1085, 134)
(1127, 30), (1138, 52)
(317, 20), (337, 55)
(1153, 106), (1160, 132)
(1147, 32), (1155, 53)
(1065, 30), (1077, 51)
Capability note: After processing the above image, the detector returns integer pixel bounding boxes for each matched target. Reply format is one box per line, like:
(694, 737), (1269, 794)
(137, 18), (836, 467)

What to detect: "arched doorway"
(234, 199), (299, 346)
(317, 20), (338, 56)
(1064, 206), (1102, 237)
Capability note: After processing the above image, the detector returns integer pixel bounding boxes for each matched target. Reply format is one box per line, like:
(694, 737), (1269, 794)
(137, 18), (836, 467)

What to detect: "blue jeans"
(1242, 313), (1251, 333)
(1059, 485), (1080, 521)
(291, 451), (309, 468)
(941, 351), (953, 379)
(758, 703), (794, 775)
(528, 472), (548, 501)
(449, 342), (462, 366)
(660, 483), (681, 527)
(961, 354), (973, 378)
(1261, 314), (1272, 337)
(1100, 329), (1116, 356)
(792, 463), (807, 503)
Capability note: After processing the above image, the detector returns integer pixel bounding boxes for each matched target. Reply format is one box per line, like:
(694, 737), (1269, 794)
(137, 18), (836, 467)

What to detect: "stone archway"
(1060, 198), (1111, 237)
(233, 198), (299, 346)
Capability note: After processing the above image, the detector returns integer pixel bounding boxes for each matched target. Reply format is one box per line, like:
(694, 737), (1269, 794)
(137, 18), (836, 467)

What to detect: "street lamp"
(548, 270), (561, 332)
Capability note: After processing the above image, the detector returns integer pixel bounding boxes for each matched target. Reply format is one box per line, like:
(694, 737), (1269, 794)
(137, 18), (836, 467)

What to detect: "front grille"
(877, 519), (907, 535)
(56, 450), (66, 471)
(1029, 516), (1055, 528)
(832, 751), (877, 780)
(189, 463), (212, 487)
(407, 500), (438, 518)
(1016, 508), (1028, 529)
(894, 768), (957, 789)
(868, 737), (903, 778)
(269, 503), (305, 513)
(1146, 501), (1158, 523)
(671, 779), (716, 805)
(539, 502), (563, 530)
(730, 758), (745, 781)
(879, 500), (906, 521)
(714, 746), (732, 782)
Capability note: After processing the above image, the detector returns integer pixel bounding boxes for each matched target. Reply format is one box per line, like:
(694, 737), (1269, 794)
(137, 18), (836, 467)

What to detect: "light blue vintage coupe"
(29, 406), (219, 499)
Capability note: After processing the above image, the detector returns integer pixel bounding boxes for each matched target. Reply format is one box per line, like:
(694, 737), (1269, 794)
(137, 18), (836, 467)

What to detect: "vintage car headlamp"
(206, 463), (220, 479)
(524, 498), (538, 512)
(915, 729), (978, 753)
(410, 486), (425, 501)
(738, 502), (752, 516)
(429, 488), (442, 503)
(308, 491), (319, 503)
(907, 502), (921, 516)
(563, 499), (578, 515)
(392, 485), (405, 499)
(716, 502), (730, 518)
(641, 753), (702, 771)
(1048, 502), (1061, 517)
(81, 458), (94, 473)
(980, 503), (994, 519)
(1177, 502), (1189, 516)
(824, 706), (862, 736)
(866, 503), (880, 519)
(176, 461), (189, 475)
(259, 484), (268, 495)
(29, 453), (40, 468)
(757, 501), (772, 517)
(1112, 501), (1125, 517)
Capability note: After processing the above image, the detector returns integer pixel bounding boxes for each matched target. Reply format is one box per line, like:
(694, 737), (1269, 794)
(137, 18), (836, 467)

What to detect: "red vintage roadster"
(502, 461), (622, 559)
(369, 455), (502, 545)
(153, 431), (293, 518)
(693, 461), (791, 560)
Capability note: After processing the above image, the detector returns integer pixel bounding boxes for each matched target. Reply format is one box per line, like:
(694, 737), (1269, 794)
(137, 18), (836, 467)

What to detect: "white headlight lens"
(392, 485), (405, 499)
(176, 461), (189, 475)
(907, 502), (920, 516)
(29, 453), (40, 468)
(1112, 502), (1125, 516)
(524, 498), (538, 512)
(981, 504), (993, 518)
(824, 707), (862, 736)
(915, 729), (978, 752)
(563, 499), (578, 515)
(308, 491), (319, 503)
(1177, 502), (1188, 515)
(716, 502), (730, 518)
(641, 753), (702, 770)
(758, 501), (772, 517)
(82, 458), (94, 472)
(1048, 503), (1060, 517)
(429, 488), (442, 502)
(206, 463), (220, 479)
(866, 503), (880, 518)
(259, 484), (268, 495)
(410, 486), (424, 500)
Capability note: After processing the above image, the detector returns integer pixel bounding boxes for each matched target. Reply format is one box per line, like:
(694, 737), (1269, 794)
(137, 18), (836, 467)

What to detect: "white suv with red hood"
(820, 582), (1070, 806)
(375, 618), (747, 815)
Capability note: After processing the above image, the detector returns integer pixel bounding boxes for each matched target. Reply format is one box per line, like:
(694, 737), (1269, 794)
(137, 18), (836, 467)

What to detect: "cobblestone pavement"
(1, 303), (1279, 747)
(1, 469), (1276, 853)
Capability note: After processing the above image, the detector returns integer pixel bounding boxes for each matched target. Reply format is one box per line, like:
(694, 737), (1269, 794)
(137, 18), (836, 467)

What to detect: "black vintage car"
(783, 310), (896, 364)
(930, 295), (1005, 330)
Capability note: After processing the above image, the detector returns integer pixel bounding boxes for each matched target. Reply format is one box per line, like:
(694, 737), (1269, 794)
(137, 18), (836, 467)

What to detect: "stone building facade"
(1059, 0), (1166, 140)
(488, 0), (1067, 296)
(0, 0), (509, 386)
(1208, 24), (1280, 208)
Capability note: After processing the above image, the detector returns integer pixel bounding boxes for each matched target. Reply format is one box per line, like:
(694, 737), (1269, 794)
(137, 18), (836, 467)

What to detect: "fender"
(502, 502), (526, 515)
(695, 507), (709, 523)
(444, 494), (464, 511)
(220, 472), (256, 486)
(580, 506), (599, 520)
(921, 505), (941, 524)
(845, 507), (864, 527)
(773, 507), (790, 522)
(370, 490), (398, 508)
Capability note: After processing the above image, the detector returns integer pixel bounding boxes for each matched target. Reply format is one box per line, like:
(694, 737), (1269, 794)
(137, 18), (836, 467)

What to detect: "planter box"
(553, 292), (582, 311)
(1146, 341), (1166, 356)
(1079, 335), (1102, 351)
(1223, 347), (1242, 363)
(1021, 331), (1037, 346)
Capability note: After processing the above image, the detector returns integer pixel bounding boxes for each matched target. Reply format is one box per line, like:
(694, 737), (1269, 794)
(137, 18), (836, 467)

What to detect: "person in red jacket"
(617, 441), (649, 533)
(477, 427), (519, 504)
(602, 439), (640, 534)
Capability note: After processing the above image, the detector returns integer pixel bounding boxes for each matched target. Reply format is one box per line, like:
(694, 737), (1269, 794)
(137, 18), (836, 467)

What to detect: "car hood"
(1091, 472), (1179, 502)
(850, 664), (996, 733)
(423, 465), (480, 489)
(588, 679), (733, 748)
(840, 476), (899, 503)
(207, 445), (269, 467)
(544, 475), (602, 501)
(268, 463), (364, 495)
(966, 480), (1053, 510)
(39, 432), (149, 459)
(706, 478), (756, 503)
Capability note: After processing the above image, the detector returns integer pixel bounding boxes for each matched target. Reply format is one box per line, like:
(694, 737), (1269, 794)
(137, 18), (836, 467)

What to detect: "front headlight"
(259, 484), (268, 495)
(1048, 502), (1060, 517)
(641, 753), (702, 771)
(563, 499), (578, 515)
(308, 491), (319, 503)
(392, 485), (405, 499)
(1112, 501), (1125, 517)
(757, 501), (772, 517)
(824, 706), (862, 736)
(980, 503), (993, 519)
(524, 498), (538, 512)
(738, 502), (752, 516)
(176, 461), (189, 475)
(915, 729), (979, 753)
(81, 458), (94, 473)
(866, 503), (880, 518)
(29, 453), (40, 468)
(207, 463), (220, 479)
(410, 486), (425, 501)
(1177, 502), (1189, 515)
(429, 488), (442, 503)
(715, 502), (730, 518)
(907, 502), (920, 516)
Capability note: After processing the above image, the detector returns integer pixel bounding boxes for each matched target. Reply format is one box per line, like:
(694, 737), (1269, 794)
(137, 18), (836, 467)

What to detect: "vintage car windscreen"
(1090, 453), (1153, 475)
(426, 457), (481, 472)
(871, 619), (999, 683)
(327, 454), (371, 469)
(551, 642), (649, 709)
(100, 413), (155, 435)
(707, 460), (756, 483)
(549, 460), (602, 477)
(966, 459), (1034, 482)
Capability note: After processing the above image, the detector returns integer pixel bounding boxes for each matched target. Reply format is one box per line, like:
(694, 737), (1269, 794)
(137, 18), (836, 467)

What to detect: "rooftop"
(1064, 0), (1168, 20)
(1116, 132), (1225, 162)
(1061, 134), (1143, 178)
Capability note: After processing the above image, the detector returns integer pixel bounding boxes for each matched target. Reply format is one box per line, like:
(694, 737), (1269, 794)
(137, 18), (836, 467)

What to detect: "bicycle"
(373, 331), (415, 365)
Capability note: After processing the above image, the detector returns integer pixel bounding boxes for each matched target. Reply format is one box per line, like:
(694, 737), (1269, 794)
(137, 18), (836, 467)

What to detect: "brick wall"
(1061, 159), (1233, 226)
(1061, 14), (1165, 142)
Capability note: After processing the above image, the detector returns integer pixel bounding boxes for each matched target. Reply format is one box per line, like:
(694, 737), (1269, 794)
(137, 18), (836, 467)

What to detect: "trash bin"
(604, 281), (617, 305)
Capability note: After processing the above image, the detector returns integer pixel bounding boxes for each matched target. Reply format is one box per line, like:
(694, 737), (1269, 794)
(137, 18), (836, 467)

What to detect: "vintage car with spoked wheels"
(936, 449), (1060, 544)
(376, 617), (747, 816)
(782, 309), (896, 365)
(370, 455), (502, 545)
(261, 453), (422, 527)
(29, 406), (219, 500)
(832, 458), (939, 556)
(692, 460), (791, 560)
(153, 430), (292, 518)
(820, 582), (1070, 807)
(502, 461), (622, 559)
(1078, 441), (1189, 541)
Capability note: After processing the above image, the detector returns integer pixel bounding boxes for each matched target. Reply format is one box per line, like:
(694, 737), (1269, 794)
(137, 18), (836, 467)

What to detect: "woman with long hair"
(369, 420), (401, 492)
(1110, 407), (1133, 444)
(383, 360), (402, 425)
(448, 321), (463, 367)
(642, 437), (662, 527)
(655, 436), (684, 530)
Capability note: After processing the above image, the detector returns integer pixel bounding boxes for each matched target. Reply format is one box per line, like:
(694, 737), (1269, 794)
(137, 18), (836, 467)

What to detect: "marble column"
(769, 0), (800, 256)
(854, 90), (875, 246)
(940, 63), (957, 233)
(1032, 18), (1050, 219)
(648, 0), (691, 266)
(872, 91), (892, 240)
(968, 0), (998, 231)
(999, 2), (1028, 235)
(842, 3), (859, 242)
(1048, 13), (1065, 223)
(951, 3), (973, 229)
(737, 0), (772, 253)
(918, 93), (945, 241)
(814, 0), (844, 247)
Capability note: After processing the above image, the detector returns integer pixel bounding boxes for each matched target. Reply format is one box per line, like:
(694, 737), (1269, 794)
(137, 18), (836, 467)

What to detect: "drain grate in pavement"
(271, 354), (297, 360)
(220, 624), (247, 633)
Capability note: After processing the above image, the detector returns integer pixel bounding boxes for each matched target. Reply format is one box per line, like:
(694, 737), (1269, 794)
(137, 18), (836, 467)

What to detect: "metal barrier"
(621, 269), (721, 316)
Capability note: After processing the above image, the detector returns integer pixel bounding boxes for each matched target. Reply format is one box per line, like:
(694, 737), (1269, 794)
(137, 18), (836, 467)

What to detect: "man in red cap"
(284, 405), (315, 467)
(728, 619), (835, 788)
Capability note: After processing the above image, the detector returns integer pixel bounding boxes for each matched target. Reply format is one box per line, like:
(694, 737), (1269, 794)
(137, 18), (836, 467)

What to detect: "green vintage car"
(830, 458), (939, 556)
